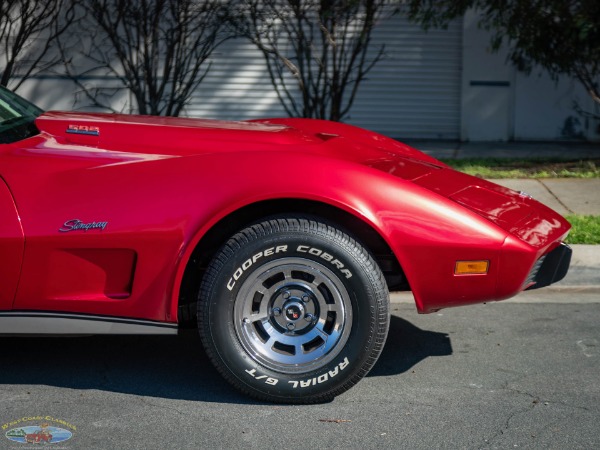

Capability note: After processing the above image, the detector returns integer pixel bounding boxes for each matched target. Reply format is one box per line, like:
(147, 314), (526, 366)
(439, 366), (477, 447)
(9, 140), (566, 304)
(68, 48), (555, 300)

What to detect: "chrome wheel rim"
(233, 257), (353, 374)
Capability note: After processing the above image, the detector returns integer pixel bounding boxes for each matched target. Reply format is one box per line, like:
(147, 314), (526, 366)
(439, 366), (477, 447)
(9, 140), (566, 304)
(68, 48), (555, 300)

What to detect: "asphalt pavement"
(1, 141), (598, 450)
(2, 300), (598, 449)
(384, 143), (600, 450)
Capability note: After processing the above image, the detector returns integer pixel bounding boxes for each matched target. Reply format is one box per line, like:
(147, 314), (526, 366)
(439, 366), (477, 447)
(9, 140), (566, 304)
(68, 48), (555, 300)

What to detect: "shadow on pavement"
(0, 315), (451, 403)
(0, 332), (253, 404)
(369, 315), (452, 377)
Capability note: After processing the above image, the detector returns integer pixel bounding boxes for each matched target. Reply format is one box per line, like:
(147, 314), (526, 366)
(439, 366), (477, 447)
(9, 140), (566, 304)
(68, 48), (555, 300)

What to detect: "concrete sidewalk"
(411, 139), (600, 215)
(490, 178), (600, 216)
(410, 140), (600, 160)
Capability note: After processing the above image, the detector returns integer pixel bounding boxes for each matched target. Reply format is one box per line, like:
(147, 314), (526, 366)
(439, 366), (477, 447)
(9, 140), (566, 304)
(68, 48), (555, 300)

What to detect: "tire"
(198, 217), (389, 403)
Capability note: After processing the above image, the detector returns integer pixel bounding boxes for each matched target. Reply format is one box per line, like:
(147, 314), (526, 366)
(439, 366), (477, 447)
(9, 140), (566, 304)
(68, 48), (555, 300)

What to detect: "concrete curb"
(555, 244), (599, 288)
(389, 289), (600, 305)
(569, 244), (599, 266)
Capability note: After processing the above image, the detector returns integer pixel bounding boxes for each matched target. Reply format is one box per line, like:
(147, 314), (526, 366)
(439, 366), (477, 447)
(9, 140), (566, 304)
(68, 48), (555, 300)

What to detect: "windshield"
(0, 86), (43, 144)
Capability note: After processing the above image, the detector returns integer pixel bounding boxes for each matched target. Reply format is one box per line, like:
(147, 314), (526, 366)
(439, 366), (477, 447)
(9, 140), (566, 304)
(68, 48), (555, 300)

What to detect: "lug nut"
(301, 294), (310, 303)
(305, 313), (315, 322)
(286, 322), (296, 331)
(283, 291), (291, 299)
(272, 307), (282, 316)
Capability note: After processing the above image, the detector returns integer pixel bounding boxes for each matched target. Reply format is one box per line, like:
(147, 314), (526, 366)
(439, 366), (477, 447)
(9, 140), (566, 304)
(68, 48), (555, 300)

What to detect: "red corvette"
(0, 87), (571, 403)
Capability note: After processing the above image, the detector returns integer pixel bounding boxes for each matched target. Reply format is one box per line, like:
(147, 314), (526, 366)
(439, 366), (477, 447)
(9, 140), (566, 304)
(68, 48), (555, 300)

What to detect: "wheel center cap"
(284, 302), (304, 321)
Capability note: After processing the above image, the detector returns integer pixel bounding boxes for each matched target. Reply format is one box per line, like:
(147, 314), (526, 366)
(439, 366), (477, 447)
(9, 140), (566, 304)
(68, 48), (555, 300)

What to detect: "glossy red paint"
(0, 110), (570, 322)
(0, 178), (24, 307)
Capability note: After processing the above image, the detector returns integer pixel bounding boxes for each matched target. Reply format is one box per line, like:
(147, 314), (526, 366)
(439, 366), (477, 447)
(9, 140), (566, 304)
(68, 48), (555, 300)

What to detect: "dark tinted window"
(0, 87), (43, 144)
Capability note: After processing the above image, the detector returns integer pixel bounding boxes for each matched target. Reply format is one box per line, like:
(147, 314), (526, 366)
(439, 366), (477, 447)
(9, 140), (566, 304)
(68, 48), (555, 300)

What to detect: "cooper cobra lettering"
(227, 245), (288, 290)
(296, 245), (353, 279)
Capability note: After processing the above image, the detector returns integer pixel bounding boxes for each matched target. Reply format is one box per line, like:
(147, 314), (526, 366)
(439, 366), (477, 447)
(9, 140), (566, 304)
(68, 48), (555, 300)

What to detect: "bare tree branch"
(231, 0), (388, 122)
(60, 0), (230, 116)
(0, 0), (77, 91)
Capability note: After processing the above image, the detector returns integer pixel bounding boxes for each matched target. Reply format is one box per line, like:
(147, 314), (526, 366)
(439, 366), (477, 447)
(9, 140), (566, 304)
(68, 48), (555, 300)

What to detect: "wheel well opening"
(177, 199), (408, 325)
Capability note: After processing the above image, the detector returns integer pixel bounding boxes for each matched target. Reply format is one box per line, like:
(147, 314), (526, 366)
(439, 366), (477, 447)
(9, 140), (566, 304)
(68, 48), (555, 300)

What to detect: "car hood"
(34, 111), (443, 166)
(31, 112), (568, 247)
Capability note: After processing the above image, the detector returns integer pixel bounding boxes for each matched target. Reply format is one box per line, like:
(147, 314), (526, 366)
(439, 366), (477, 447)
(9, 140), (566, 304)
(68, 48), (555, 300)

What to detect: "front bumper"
(525, 243), (572, 290)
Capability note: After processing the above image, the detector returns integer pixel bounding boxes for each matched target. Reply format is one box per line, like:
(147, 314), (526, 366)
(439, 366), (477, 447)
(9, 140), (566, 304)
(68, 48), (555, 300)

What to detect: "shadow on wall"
(19, 76), (131, 113)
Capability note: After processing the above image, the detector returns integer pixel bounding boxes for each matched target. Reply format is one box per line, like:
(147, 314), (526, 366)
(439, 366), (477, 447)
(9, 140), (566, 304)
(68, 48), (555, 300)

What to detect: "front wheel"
(198, 218), (389, 403)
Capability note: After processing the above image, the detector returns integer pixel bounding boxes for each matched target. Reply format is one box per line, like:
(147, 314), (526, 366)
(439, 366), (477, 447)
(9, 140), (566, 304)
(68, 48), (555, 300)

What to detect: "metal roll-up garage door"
(348, 16), (463, 140)
(186, 13), (462, 140)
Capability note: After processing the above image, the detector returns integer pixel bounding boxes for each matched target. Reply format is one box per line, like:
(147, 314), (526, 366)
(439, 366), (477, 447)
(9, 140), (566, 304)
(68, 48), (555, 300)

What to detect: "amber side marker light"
(455, 260), (489, 275)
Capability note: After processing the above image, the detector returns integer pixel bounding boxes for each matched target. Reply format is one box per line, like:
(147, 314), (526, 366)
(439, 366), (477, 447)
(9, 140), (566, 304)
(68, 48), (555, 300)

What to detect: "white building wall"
(461, 9), (600, 142)
(514, 72), (598, 141)
(461, 9), (513, 141)
(17, 76), (132, 113)
(6, 8), (598, 142)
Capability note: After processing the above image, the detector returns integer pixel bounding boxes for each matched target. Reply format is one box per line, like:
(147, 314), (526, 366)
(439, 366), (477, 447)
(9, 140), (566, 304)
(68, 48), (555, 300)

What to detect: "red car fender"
(167, 151), (509, 319)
